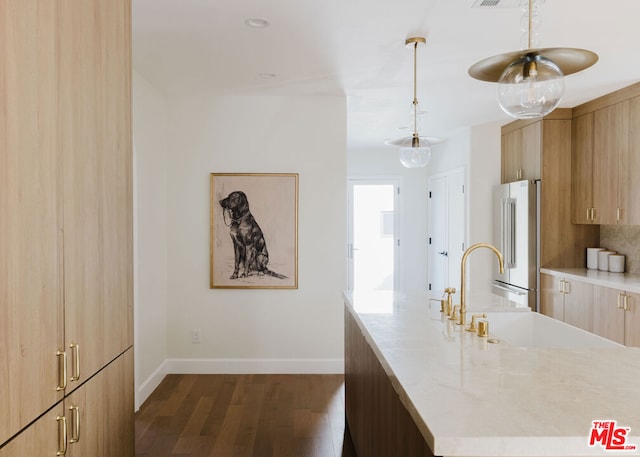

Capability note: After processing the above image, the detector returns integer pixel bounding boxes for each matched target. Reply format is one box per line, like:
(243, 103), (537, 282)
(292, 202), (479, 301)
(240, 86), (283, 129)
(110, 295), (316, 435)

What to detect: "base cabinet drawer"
(540, 273), (593, 332)
(593, 286), (640, 347)
(0, 349), (133, 457)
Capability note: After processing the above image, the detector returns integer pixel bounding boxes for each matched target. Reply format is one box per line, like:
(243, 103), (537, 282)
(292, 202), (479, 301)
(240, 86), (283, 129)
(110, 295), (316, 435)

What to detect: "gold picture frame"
(210, 173), (299, 289)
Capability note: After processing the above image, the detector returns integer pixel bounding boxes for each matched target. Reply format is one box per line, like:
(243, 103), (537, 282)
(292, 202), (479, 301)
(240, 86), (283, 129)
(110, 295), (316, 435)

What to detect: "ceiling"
(132, 0), (640, 150)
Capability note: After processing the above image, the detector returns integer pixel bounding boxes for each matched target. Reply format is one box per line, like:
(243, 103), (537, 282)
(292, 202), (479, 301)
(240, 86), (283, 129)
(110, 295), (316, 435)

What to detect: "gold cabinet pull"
(69, 405), (80, 443)
(559, 279), (565, 294)
(617, 293), (626, 310)
(56, 351), (67, 391)
(586, 208), (591, 221)
(56, 415), (67, 456)
(592, 207), (597, 221)
(623, 294), (630, 311)
(617, 207), (623, 222)
(69, 343), (80, 382)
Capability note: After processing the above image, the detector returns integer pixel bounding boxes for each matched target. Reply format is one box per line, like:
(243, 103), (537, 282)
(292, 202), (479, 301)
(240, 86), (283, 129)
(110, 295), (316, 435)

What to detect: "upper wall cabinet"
(627, 96), (640, 225)
(571, 113), (594, 224)
(572, 82), (640, 226)
(570, 103), (629, 226)
(501, 121), (541, 183)
(593, 101), (629, 225)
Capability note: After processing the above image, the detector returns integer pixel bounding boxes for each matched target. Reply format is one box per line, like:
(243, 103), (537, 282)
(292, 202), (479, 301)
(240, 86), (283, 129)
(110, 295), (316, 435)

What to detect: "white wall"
(132, 71), (169, 409)
(347, 147), (429, 292)
(132, 72), (499, 404)
(164, 95), (347, 373)
(467, 122), (503, 293)
(426, 122), (502, 296)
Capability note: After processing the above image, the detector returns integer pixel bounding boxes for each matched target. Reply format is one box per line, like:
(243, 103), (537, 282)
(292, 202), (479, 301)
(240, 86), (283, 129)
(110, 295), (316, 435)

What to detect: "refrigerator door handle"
(492, 282), (527, 296)
(502, 199), (509, 268)
(504, 198), (516, 268)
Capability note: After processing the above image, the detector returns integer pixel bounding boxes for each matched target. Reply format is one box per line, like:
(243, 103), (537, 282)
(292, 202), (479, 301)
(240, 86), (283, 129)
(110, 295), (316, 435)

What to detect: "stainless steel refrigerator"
(492, 180), (539, 310)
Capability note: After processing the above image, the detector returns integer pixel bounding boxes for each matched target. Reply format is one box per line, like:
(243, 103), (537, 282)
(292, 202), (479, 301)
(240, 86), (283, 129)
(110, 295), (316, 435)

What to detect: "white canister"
(598, 251), (616, 271)
(609, 254), (626, 273)
(587, 247), (606, 269)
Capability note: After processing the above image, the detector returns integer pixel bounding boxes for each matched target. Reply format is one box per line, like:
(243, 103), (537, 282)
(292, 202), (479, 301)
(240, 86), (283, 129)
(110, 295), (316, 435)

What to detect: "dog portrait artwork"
(219, 191), (286, 280)
(210, 173), (298, 289)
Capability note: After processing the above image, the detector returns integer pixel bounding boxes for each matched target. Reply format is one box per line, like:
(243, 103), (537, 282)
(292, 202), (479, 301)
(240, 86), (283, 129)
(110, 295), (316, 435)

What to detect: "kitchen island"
(344, 290), (640, 457)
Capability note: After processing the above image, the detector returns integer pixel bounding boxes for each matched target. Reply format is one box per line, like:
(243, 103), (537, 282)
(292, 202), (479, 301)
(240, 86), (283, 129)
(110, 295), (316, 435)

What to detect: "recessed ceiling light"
(260, 73), (277, 79)
(245, 18), (270, 28)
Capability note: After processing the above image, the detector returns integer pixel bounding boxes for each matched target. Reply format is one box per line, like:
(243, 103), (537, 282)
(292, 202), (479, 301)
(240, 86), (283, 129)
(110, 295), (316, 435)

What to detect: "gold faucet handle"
(443, 288), (456, 317)
(477, 320), (489, 337)
(466, 313), (487, 332)
(448, 305), (460, 321)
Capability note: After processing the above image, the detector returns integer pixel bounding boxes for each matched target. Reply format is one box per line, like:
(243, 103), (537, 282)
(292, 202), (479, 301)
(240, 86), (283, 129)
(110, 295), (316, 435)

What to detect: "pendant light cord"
(528, 0), (532, 49)
(412, 41), (418, 137)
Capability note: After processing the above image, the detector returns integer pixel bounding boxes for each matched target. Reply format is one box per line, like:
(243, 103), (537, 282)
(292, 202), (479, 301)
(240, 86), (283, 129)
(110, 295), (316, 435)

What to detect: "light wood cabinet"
(0, 0), (132, 454)
(541, 275), (640, 347)
(345, 306), (434, 457)
(539, 273), (593, 332)
(592, 286), (625, 345)
(0, 1), (64, 443)
(540, 273), (564, 320)
(59, 0), (133, 392)
(501, 121), (541, 183)
(571, 113), (594, 224)
(502, 127), (523, 183)
(562, 280), (594, 332)
(624, 292), (640, 347)
(626, 96), (640, 225)
(572, 82), (640, 226)
(0, 408), (63, 457)
(1, 349), (134, 456)
(593, 101), (629, 225)
(65, 349), (134, 457)
(593, 286), (640, 347)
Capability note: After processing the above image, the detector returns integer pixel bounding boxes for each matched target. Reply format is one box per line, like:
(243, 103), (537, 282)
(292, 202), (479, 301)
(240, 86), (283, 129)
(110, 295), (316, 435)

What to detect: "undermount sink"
(484, 312), (623, 349)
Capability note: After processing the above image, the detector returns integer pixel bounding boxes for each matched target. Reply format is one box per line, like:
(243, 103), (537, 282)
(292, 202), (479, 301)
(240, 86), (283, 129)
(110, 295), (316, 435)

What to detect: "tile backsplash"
(600, 225), (640, 274)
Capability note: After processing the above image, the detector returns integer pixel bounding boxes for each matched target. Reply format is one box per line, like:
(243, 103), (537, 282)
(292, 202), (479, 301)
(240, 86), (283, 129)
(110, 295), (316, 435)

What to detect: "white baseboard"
(136, 358), (344, 409)
(166, 358), (345, 375)
(136, 359), (169, 411)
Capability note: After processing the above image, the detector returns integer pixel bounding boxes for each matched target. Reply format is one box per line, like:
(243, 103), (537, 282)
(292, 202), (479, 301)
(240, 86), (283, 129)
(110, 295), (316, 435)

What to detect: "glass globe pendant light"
(399, 37), (431, 168)
(469, 0), (598, 120)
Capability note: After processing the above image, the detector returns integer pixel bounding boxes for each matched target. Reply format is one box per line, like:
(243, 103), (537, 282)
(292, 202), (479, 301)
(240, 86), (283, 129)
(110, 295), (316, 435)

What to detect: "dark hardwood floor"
(135, 374), (356, 457)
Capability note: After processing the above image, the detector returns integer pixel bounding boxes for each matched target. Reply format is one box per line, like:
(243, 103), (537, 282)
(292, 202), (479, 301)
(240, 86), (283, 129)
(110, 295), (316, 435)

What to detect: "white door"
(348, 179), (399, 291)
(428, 169), (466, 300)
(428, 176), (448, 294)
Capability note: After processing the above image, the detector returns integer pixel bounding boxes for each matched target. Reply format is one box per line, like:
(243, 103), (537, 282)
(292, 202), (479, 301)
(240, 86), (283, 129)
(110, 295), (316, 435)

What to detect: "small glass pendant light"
(399, 37), (431, 168)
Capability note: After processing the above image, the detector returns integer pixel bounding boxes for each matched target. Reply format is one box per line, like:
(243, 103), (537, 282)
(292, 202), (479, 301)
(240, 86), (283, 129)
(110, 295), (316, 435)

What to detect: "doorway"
(428, 168), (466, 300)
(347, 179), (400, 291)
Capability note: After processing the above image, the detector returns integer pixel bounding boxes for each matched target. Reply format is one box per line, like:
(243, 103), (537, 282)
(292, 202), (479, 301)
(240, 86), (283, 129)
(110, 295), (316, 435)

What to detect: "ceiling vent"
(472, 0), (521, 7)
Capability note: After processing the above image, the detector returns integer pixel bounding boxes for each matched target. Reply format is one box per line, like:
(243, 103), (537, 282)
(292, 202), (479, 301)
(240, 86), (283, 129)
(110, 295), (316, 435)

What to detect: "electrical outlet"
(191, 329), (201, 344)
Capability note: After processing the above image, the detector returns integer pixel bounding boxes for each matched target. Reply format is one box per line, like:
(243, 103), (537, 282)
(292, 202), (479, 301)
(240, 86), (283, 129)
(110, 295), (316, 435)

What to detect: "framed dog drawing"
(210, 173), (298, 289)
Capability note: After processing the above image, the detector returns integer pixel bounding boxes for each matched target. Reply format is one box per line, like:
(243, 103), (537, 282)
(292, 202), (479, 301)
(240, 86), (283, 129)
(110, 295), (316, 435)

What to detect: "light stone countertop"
(344, 290), (640, 457)
(541, 267), (640, 294)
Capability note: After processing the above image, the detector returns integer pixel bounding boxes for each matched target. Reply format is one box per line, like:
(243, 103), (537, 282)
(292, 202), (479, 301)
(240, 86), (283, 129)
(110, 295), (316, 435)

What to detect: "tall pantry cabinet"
(0, 1), (133, 456)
